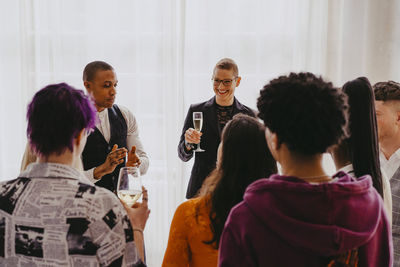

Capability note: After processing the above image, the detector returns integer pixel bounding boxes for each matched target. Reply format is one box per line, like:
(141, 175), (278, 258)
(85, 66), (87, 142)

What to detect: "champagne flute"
(193, 112), (205, 152)
(117, 167), (142, 206)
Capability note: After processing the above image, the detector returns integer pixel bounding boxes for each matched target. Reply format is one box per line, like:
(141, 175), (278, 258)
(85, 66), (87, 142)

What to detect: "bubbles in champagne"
(193, 119), (203, 131)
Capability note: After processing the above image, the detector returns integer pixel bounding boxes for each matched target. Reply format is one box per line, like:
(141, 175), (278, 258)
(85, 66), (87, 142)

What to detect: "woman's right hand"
(121, 186), (150, 231)
(184, 128), (202, 145)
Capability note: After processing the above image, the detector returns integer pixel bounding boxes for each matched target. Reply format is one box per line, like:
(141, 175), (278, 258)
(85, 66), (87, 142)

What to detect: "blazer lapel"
(204, 97), (222, 137)
(232, 97), (244, 115)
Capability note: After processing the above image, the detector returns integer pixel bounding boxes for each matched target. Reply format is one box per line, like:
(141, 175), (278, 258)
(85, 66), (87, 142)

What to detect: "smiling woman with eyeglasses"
(177, 58), (256, 199)
(212, 78), (235, 87)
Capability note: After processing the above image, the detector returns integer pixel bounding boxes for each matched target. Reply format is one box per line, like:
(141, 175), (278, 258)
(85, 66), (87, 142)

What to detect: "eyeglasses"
(212, 78), (236, 87)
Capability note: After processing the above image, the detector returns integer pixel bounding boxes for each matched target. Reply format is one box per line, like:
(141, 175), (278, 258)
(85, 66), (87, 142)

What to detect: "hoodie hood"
(243, 172), (384, 257)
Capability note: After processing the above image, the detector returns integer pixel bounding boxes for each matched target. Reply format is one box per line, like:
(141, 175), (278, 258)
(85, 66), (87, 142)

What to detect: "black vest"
(82, 105), (127, 193)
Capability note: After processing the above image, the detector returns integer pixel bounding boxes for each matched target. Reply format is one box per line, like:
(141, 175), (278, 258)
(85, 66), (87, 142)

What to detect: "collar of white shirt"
(96, 109), (110, 143)
(380, 148), (400, 180)
(338, 164), (355, 176)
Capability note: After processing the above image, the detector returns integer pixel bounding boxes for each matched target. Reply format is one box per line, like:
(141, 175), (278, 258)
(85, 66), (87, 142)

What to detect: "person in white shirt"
(20, 62), (149, 194)
(329, 77), (392, 223)
(374, 80), (400, 266)
(81, 61), (149, 193)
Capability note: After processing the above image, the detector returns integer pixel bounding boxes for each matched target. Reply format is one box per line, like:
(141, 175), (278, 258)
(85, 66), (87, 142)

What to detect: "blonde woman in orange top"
(162, 114), (277, 266)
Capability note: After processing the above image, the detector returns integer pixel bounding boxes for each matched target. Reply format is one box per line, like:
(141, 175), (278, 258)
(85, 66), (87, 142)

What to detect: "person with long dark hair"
(330, 77), (392, 223)
(163, 114), (277, 267)
(218, 72), (392, 267)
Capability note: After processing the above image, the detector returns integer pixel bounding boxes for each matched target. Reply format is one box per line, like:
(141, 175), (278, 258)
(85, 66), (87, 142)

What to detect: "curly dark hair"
(257, 72), (348, 155)
(373, 80), (400, 101)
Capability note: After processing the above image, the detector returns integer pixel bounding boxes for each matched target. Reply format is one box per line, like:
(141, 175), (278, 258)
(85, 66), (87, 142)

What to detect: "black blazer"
(178, 97), (255, 198)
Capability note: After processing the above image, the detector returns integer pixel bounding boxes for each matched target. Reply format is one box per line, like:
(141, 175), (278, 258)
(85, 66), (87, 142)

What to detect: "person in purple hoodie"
(218, 72), (393, 267)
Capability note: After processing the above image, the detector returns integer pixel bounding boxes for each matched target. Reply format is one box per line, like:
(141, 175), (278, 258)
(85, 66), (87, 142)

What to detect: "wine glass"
(193, 112), (205, 152)
(117, 167), (142, 206)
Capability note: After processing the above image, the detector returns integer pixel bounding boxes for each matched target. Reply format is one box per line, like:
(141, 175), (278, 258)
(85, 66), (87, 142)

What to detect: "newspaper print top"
(0, 163), (145, 267)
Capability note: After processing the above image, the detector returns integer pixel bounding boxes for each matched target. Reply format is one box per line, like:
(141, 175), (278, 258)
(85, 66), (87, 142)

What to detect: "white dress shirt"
(84, 105), (149, 183)
(382, 170), (393, 226)
(337, 164), (356, 177)
(380, 148), (400, 180)
(339, 163), (392, 225)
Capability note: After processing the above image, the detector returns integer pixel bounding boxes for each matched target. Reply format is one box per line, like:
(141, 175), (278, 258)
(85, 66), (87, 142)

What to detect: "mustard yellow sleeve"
(162, 201), (193, 267)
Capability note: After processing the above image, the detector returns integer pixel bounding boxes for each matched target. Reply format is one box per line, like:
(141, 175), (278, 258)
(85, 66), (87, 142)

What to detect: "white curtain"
(0, 0), (399, 266)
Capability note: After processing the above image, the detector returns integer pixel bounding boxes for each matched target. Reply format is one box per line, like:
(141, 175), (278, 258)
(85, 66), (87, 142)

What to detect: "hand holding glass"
(193, 112), (205, 152)
(117, 167), (142, 206)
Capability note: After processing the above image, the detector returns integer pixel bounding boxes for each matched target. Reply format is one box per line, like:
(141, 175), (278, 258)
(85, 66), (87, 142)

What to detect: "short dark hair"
(82, 61), (114, 82)
(342, 77), (383, 197)
(213, 58), (239, 77)
(27, 83), (97, 157)
(373, 80), (400, 102)
(204, 114), (277, 248)
(257, 72), (348, 155)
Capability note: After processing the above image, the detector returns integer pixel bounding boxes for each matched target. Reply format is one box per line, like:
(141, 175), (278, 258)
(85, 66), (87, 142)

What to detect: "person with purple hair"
(0, 83), (149, 266)
(20, 61), (149, 194)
